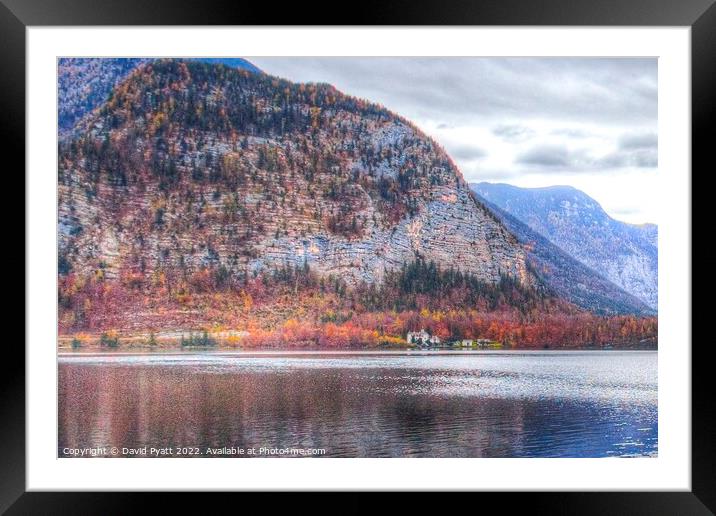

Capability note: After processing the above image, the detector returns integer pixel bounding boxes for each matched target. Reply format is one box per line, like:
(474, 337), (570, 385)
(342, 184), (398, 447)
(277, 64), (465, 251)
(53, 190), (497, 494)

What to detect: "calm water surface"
(58, 351), (657, 458)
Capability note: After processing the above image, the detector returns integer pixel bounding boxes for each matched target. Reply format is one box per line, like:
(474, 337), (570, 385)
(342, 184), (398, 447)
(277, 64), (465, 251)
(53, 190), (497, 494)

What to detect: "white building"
(407, 329), (441, 346)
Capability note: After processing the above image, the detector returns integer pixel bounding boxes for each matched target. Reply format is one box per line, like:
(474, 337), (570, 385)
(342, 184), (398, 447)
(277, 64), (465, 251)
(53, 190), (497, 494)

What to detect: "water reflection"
(58, 351), (657, 458)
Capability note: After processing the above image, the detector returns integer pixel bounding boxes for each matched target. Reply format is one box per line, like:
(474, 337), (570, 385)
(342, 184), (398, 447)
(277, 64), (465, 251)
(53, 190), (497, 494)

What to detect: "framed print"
(6, 0), (715, 512)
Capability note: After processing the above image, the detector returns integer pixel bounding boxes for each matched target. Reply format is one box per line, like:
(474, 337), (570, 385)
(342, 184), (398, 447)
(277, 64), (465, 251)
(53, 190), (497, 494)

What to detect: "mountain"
(473, 195), (654, 315)
(471, 182), (658, 309)
(58, 59), (531, 298)
(58, 58), (261, 136)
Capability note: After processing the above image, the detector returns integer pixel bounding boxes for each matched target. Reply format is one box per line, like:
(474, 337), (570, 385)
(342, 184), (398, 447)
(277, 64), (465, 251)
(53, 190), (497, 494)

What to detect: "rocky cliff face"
(472, 182), (657, 309)
(58, 60), (530, 289)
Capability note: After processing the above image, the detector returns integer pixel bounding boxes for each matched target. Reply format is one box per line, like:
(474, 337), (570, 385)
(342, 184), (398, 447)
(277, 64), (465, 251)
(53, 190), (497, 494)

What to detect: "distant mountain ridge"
(473, 194), (654, 315)
(58, 57), (261, 136)
(471, 182), (657, 309)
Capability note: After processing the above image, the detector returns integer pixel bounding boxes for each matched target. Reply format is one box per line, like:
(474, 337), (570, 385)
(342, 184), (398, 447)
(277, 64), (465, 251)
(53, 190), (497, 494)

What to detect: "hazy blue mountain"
(58, 57), (260, 135)
(191, 58), (261, 73)
(473, 194), (654, 315)
(472, 182), (657, 309)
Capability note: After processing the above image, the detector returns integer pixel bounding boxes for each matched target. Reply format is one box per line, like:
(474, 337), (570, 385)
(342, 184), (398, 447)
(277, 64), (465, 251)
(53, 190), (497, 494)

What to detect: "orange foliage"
(58, 270), (657, 349)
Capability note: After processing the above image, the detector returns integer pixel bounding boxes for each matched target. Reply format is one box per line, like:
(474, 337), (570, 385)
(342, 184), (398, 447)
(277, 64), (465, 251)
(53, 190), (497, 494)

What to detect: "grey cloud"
(459, 167), (524, 183)
(445, 143), (487, 161)
(248, 57), (658, 181)
(249, 57), (657, 127)
(551, 128), (591, 138)
(633, 149), (658, 167)
(493, 124), (535, 142)
(517, 144), (657, 171)
(619, 132), (658, 150)
(598, 152), (627, 168)
(516, 144), (571, 168)
(600, 148), (657, 168)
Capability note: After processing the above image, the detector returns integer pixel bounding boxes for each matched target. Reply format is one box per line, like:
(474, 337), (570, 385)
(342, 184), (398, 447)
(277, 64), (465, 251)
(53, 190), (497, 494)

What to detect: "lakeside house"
(406, 329), (441, 347)
(477, 338), (500, 348)
(406, 331), (502, 349)
(460, 338), (501, 348)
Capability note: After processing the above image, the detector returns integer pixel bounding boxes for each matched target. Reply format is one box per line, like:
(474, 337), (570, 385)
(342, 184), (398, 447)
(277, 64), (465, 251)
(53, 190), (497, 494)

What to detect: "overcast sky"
(249, 57), (658, 225)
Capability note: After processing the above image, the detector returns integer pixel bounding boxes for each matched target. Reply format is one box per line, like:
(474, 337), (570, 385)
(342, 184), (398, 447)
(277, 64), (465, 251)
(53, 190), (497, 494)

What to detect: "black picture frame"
(4, 0), (713, 512)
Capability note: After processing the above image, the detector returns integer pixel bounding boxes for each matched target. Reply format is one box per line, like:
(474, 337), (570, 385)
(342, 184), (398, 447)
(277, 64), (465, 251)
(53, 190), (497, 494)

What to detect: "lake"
(58, 350), (657, 458)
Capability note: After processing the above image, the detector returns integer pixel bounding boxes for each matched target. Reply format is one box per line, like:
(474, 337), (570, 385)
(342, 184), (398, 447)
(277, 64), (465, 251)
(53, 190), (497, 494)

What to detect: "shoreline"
(58, 345), (658, 355)
(57, 349), (658, 360)
(58, 331), (657, 352)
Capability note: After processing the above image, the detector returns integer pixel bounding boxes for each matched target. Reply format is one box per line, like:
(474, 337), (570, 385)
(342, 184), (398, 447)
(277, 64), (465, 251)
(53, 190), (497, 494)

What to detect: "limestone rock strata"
(58, 59), (530, 288)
